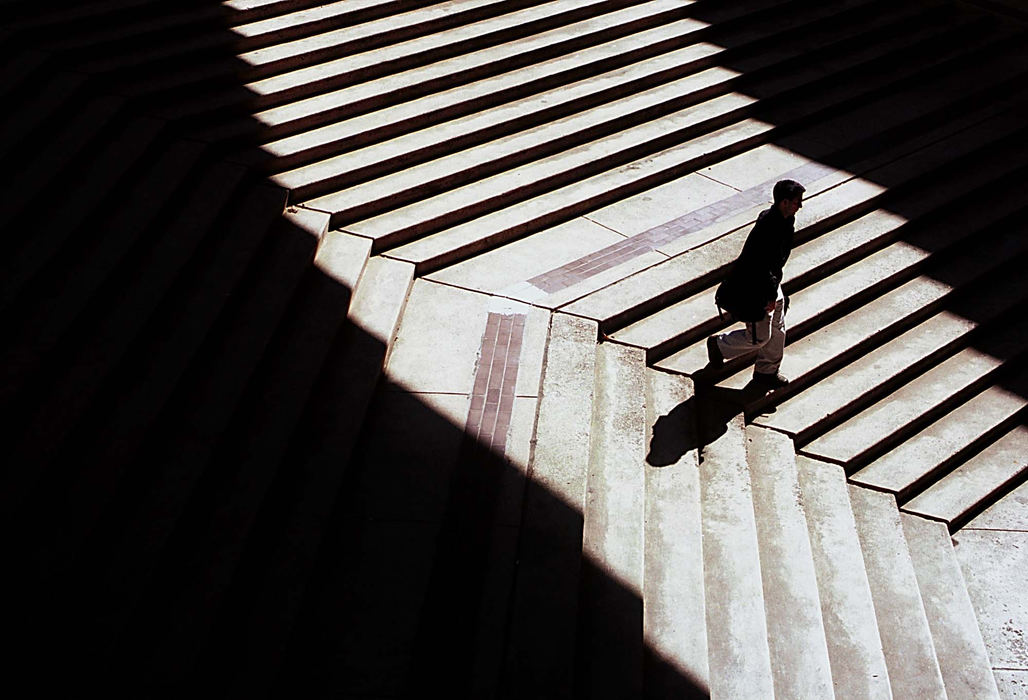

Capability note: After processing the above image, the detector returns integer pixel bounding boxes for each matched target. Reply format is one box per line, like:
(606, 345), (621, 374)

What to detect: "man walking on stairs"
(706, 179), (805, 389)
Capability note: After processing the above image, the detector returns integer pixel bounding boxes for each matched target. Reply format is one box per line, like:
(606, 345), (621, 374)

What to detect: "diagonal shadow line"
(0, 2), (707, 697)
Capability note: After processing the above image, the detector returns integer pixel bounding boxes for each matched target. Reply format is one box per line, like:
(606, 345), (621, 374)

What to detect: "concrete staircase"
(508, 316), (998, 697)
(2, 0), (1025, 696)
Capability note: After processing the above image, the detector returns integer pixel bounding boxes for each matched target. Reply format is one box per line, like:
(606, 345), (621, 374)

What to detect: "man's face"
(780, 195), (803, 218)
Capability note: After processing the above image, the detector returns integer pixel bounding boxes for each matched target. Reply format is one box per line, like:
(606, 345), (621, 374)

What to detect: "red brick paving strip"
(528, 161), (837, 293)
(466, 312), (526, 453)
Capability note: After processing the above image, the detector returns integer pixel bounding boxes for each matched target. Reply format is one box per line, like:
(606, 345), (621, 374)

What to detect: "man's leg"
(754, 297), (786, 376)
(714, 311), (772, 361)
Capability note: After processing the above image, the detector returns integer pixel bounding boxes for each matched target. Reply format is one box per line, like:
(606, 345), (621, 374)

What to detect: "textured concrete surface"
(955, 480), (1028, 698)
(642, 369), (708, 692)
(795, 457), (892, 700)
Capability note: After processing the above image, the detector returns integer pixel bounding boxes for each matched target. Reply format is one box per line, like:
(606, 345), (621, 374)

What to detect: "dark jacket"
(715, 205), (794, 321)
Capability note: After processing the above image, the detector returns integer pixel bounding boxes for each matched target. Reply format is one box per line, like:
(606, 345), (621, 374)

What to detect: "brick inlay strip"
(528, 161), (838, 293)
(465, 312), (526, 454)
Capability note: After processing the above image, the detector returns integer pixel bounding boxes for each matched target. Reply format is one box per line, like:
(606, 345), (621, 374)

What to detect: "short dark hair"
(773, 179), (805, 204)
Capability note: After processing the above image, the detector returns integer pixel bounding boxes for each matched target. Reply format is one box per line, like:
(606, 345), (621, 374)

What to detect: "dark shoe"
(706, 336), (724, 368)
(752, 371), (789, 389)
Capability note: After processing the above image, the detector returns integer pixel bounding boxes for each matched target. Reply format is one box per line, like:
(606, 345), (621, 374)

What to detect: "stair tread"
(642, 369), (708, 691)
(241, 0), (648, 103)
(848, 485), (948, 699)
(903, 424), (1028, 526)
(900, 513), (1001, 700)
(239, 0), (513, 71)
(312, 16), (973, 226)
(258, 15), (713, 159)
(801, 317), (1028, 466)
(600, 116), (1028, 357)
(700, 413), (774, 698)
(748, 243), (1028, 443)
(502, 312), (597, 695)
(717, 233), (1028, 405)
(795, 456), (892, 699)
(377, 118), (771, 270)
(745, 426), (834, 698)
(579, 342), (647, 696)
(272, 0), (904, 190)
(852, 365), (1028, 498)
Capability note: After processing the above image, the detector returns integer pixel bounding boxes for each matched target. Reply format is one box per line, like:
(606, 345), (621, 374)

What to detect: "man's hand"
(766, 300), (776, 313)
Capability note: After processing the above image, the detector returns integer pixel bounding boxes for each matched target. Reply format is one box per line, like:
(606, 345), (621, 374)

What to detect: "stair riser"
(325, 22), (986, 229)
(271, 0), (905, 180)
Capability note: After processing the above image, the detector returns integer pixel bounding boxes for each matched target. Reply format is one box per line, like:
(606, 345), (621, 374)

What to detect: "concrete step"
(71, 209), (327, 648)
(0, 159), (249, 515)
(631, 139), (1028, 367)
(900, 513), (1001, 700)
(142, 0), (635, 102)
(848, 485), (947, 699)
(699, 413), (774, 698)
(716, 237), (1028, 418)
(903, 423), (1028, 529)
(800, 316), (1028, 468)
(752, 256), (1028, 448)
(794, 456), (892, 699)
(642, 368), (708, 694)
(183, 0), (717, 131)
(502, 312), (597, 696)
(212, 252), (413, 698)
(316, 17), (986, 232)
(852, 365), (1028, 501)
(257, 0), (837, 169)
(578, 342), (647, 697)
(745, 426), (834, 698)
(559, 105), (1025, 332)
(271, 0), (900, 195)
(93, 0), (526, 86)
(381, 34), (1026, 277)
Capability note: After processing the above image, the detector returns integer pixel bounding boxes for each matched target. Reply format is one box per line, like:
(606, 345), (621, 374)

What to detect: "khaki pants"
(714, 287), (786, 375)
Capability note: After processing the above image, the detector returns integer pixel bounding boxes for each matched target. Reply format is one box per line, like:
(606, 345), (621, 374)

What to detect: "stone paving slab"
(901, 513), (1001, 700)
(383, 279), (547, 397)
(849, 485), (948, 699)
(964, 479), (1028, 531)
(426, 216), (666, 309)
(953, 529), (1028, 672)
(795, 456), (892, 700)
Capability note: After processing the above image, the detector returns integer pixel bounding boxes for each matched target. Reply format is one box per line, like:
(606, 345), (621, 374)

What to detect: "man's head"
(773, 179), (805, 218)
